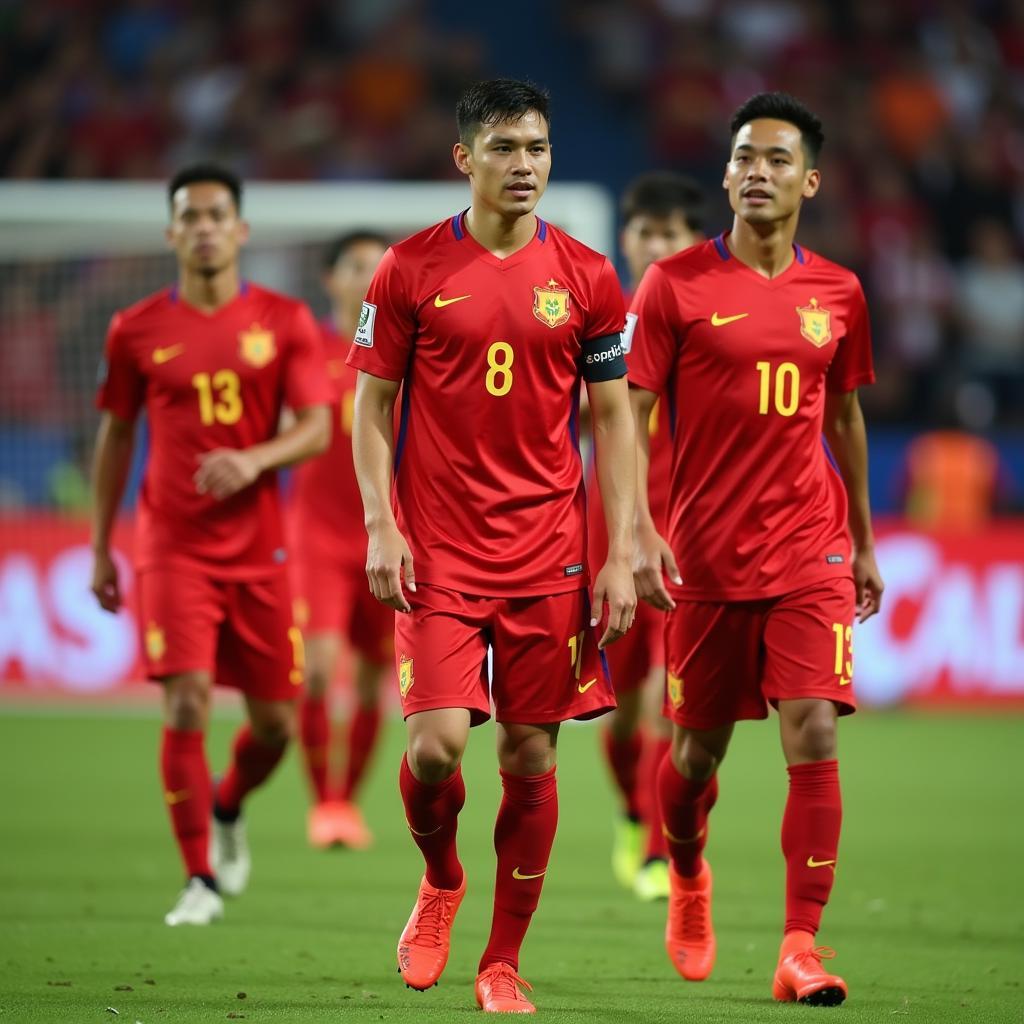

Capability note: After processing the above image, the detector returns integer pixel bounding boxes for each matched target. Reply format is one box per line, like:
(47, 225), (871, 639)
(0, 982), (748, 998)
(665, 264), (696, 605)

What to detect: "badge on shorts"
(667, 671), (684, 709)
(145, 622), (166, 662)
(399, 655), (415, 698)
(239, 323), (277, 367)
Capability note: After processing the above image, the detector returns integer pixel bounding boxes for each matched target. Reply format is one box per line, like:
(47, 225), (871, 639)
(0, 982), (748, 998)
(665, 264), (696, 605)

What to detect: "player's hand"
(366, 522), (416, 613)
(634, 522), (680, 611)
(853, 544), (884, 622)
(194, 448), (262, 500)
(592, 554), (636, 649)
(91, 549), (122, 613)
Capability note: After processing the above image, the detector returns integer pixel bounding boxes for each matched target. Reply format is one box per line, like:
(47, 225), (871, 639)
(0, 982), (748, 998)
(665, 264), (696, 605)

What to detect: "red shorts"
(136, 566), (303, 702)
(291, 555), (393, 665)
(604, 599), (665, 694)
(394, 584), (616, 725)
(664, 577), (857, 729)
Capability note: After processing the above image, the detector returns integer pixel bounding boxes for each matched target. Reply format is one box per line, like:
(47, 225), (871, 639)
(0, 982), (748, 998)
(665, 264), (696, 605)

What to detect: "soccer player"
(589, 173), (705, 902)
(288, 230), (391, 849)
(627, 93), (884, 1005)
(349, 79), (637, 1014)
(90, 164), (330, 926)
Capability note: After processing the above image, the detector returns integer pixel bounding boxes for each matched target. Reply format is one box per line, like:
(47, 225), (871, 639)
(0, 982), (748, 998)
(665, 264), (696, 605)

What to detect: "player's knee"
(674, 731), (727, 781)
(250, 707), (295, 747)
(163, 674), (210, 730)
(304, 665), (331, 699)
(793, 716), (837, 762)
(407, 734), (462, 783)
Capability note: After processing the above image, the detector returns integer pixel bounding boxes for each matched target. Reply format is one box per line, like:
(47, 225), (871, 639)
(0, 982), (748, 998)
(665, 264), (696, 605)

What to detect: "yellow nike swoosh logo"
(710, 312), (749, 327)
(153, 344), (185, 364)
(406, 820), (442, 837)
(434, 293), (472, 308)
(164, 788), (191, 805)
(839, 676), (851, 686)
(512, 867), (546, 880)
(806, 856), (836, 869)
(578, 677), (597, 694)
(662, 824), (705, 845)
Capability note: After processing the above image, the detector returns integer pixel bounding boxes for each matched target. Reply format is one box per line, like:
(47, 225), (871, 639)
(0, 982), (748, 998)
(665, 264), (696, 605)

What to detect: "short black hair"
(168, 163), (243, 211)
(321, 230), (391, 271)
(456, 78), (551, 145)
(729, 92), (824, 166)
(621, 172), (705, 233)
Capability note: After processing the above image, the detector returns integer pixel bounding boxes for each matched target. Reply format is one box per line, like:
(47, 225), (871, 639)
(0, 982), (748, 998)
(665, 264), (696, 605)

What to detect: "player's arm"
(90, 411), (136, 612)
(194, 405), (330, 501)
(586, 375), (638, 649)
(629, 386), (681, 612)
(823, 389), (884, 621)
(352, 370), (415, 613)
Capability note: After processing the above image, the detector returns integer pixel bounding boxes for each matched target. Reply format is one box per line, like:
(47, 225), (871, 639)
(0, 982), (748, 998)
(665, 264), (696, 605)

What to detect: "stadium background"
(2, 0), (1022, 705)
(1, 4), (1023, 1022)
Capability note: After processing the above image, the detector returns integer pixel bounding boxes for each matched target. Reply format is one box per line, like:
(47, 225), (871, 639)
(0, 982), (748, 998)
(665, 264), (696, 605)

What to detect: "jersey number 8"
(486, 341), (514, 397)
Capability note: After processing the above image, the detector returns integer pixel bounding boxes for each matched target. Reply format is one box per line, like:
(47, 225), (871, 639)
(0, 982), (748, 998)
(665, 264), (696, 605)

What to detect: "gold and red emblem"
(145, 621), (166, 662)
(239, 323), (277, 367)
(399, 655), (415, 699)
(795, 297), (832, 347)
(667, 671), (684, 709)
(532, 279), (571, 329)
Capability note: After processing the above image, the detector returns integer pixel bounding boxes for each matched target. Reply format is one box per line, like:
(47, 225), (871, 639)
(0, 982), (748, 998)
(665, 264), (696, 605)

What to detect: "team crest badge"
(532, 279), (571, 329)
(795, 297), (832, 347)
(399, 655), (415, 699)
(239, 323), (277, 367)
(667, 671), (684, 709)
(145, 622), (166, 662)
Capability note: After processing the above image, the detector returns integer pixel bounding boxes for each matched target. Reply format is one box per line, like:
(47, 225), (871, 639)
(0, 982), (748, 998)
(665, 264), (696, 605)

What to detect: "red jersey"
(347, 212), (626, 596)
(288, 322), (365, 569)
(627, 234), (875, 601)
(97, 283), (330, 577)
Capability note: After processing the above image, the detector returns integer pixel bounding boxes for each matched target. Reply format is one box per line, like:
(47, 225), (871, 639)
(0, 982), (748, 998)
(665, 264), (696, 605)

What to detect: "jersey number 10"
(756, 361), (800, 417)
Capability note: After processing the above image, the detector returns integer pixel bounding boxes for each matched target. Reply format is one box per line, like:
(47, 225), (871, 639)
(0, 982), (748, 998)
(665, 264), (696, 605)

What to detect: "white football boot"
(164, 877), (224, 926)
(211, 815), (251, 897)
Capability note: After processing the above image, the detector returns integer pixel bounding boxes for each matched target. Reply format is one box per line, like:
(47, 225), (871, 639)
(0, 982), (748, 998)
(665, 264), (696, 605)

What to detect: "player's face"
(323, 239), (387, 316)
(166, 182), (249, 276)
(723, 119), (820, 224)
(621, 212), (700, 285)
(453, 110), (551, 218)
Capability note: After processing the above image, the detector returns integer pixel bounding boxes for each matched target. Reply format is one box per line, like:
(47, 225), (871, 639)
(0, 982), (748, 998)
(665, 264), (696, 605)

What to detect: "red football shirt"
(627, 234), (875, 601)
(287, 321), (366, 569)
(97, 283), (330, 577)
(347, 212), (626, 596)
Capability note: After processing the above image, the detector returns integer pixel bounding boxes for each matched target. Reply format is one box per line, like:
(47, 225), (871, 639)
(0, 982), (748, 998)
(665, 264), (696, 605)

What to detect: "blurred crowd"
(1, 0), (1023, 465)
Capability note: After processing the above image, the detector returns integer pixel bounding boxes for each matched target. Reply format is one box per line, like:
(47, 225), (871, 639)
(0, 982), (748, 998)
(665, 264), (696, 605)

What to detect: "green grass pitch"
(1, 707), (1022, 1022)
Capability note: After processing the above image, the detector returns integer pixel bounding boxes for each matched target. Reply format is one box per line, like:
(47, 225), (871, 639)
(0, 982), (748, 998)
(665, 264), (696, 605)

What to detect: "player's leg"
(330, 582), (393, 848)
(211, 574), (302, 896)
(160, 670), (224, 926)
(476, 588), (614, 1013)
(603, 685), (645, 888)
(394, 585), (490, 991)
(298, 629), (341, 813)
(660, 599), (766, 981)
(765, 579), (856, 1006)
(635, 657), (673, 901)
(138, 566), (225, 926)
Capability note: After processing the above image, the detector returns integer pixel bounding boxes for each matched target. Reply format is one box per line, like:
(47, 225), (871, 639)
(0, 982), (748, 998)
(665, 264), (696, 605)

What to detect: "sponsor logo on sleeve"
(354, 301), (377, 348)
(620, 312), (638, 353)
(584, 341), (623, 365)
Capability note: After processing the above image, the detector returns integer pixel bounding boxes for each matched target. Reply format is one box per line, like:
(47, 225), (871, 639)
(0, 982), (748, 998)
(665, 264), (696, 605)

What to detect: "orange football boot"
(665, 859), (716, 981)
(331, 800), (373, 849)
(307, 802), (341, 849)
(474, 962), (536, 1014)
(396, 874), (466, 990)
(772, 940), (848, 1006)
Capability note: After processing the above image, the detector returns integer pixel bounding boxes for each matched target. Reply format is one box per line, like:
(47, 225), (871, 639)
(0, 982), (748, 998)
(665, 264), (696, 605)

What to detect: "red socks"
(341, 703), (382, 800)
(644, 736), (672, 860)
(160, 727), (213, 878)
(299, 695), (330, 803)
(399, 754), (466, 891)
(657, 754), (719, 878)
(782, 759), (842, 936)
(602, 729), (643, 820)
(479, 766), (559, 973)
(214, 724), (287, 819)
